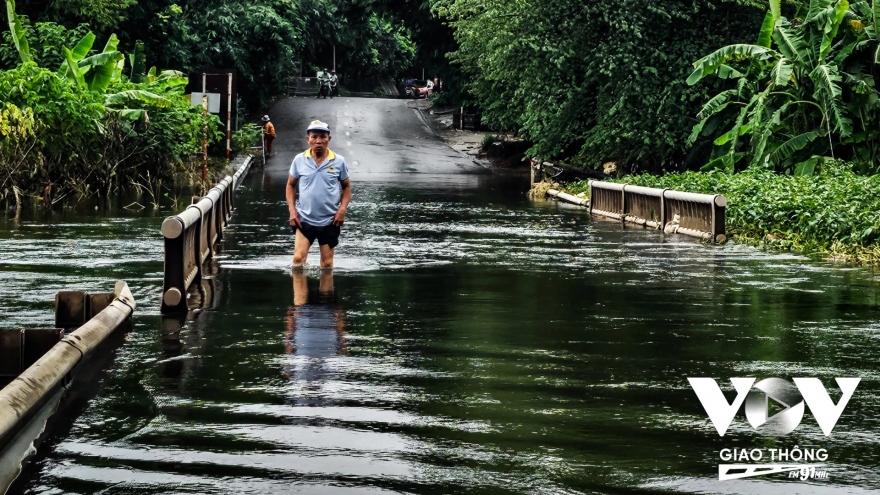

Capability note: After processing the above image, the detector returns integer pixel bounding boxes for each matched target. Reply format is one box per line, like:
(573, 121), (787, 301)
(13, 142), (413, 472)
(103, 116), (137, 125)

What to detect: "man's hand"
(332, 208), (346, 227)
(290, 211), (302, 228)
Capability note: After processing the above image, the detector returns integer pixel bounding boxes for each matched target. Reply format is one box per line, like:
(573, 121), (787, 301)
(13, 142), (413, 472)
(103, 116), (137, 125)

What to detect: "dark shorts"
(292, 222), (341, 248)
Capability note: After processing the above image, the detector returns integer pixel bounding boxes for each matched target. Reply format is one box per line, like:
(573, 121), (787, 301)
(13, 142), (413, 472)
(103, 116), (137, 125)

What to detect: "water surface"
(2, 169), (879, 494)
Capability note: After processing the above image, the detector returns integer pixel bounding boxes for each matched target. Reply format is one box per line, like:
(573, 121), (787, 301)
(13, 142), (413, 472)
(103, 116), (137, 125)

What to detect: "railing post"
(588, 180), (594, 216)
(712, 194), (727, 243)
(160, 158), (251, 314)
(660, 189), (667, 229)
(161, 216), (188, 313)
(225, 176), (234, 217)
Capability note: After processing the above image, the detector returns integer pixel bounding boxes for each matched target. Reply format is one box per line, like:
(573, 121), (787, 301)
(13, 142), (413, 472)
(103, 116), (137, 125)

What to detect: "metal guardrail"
(161, 157), (252, 313)
(288, 77), (320, 96)
(545, 180), (727, 242)
(586, 180), (726, 242)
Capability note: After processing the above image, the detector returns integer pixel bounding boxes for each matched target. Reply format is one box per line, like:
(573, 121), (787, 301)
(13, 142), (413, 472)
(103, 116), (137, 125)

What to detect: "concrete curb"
(547, 189), (589, 207)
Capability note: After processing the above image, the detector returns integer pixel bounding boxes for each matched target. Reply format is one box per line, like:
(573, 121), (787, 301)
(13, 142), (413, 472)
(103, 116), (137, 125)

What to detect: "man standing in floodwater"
(286, 120), (352, 268)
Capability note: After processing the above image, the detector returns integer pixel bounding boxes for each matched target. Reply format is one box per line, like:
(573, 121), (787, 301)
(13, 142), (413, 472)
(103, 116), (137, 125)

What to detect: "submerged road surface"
(267, 96), (487, 181)
(5, 97), (880, 495)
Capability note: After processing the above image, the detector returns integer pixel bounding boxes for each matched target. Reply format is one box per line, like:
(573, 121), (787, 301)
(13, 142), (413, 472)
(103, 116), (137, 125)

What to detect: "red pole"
(202, 95), (208, 180)
(226, 73), (232, 158)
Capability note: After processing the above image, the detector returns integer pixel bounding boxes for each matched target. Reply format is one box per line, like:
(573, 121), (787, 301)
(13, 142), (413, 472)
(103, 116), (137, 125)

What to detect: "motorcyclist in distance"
(329, 70), (339, 98)
(317, 69), (331, 99)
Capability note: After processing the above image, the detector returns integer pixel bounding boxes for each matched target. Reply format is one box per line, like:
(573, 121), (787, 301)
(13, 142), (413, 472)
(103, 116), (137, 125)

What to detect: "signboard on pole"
(190, 92), (221, 113)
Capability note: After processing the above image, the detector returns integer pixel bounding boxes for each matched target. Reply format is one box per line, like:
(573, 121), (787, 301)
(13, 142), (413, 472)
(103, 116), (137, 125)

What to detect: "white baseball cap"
(306, 120), (330, 133)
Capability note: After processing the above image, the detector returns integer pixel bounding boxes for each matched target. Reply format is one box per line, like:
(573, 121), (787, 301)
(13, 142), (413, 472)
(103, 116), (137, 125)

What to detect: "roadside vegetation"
(0, 0), (426, 205)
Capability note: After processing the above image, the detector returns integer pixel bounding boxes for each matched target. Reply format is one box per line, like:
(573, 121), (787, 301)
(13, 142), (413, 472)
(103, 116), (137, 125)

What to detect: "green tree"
(437, 0), (768, 172)
(143, 0), (305, 108)
(688, 0), (880, 174)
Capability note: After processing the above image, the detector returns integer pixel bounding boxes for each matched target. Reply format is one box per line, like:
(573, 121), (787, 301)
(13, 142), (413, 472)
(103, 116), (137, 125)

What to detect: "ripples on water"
(2, 172), (879, 494)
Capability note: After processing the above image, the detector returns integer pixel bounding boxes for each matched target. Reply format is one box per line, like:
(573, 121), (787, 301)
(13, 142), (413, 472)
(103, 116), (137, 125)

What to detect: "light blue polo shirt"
(289, 148), (350, 226)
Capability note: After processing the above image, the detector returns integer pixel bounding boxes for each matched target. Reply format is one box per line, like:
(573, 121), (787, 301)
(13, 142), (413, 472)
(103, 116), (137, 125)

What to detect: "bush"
(0, 63), (222, 200)
(231, 123), (263, 157)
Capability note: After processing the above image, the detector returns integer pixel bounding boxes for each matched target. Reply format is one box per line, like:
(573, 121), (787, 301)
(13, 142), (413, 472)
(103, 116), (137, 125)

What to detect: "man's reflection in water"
(284, 269), (347, 406)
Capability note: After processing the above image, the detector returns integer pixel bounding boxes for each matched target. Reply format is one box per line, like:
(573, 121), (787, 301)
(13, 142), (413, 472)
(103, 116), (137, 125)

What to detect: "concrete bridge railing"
(161, 157), (252, 313)
(549, 179), (727, 243)
(0, 281), (136, 476)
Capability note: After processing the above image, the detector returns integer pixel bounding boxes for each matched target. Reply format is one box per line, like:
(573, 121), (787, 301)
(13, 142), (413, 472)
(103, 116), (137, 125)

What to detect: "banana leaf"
(105, 89), (172, 108)
(767, 130), (823, 163)
(810, 63), (853, 137)
(794, 156), (821, 175)
(714, 124), (752, 146)
(757, 11), (777, 48)
(130, 40), (147, 83)
(62, 46), (86, 90)
(83, 51), (124, 92)
(5, 0), (31, 63)
(109, 108), (148, 121)
(113, 58), (125, 81)
(688, 44), (772, 85)
(875, 0), (880, 39)
(58, 32), (95, 78)
(153, 70), (188, 91)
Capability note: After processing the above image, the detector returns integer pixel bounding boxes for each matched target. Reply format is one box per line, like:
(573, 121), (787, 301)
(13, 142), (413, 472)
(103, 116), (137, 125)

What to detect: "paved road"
(263, 96), (488, 184)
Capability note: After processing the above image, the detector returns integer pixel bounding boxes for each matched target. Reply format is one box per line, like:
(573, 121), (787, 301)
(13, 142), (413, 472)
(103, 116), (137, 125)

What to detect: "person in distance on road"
(262, 115), (275, 156)
(318, 69), (331, 98)
(286, 120), (352, 269)
(329, 70), (339, 97)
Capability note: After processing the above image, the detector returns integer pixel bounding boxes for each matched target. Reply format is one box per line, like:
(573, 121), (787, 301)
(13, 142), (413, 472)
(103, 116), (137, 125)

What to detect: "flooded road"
(2, 98), (880, 494)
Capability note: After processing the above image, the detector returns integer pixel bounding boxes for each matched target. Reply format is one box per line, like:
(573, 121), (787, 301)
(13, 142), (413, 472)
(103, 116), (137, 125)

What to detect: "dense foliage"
(141, 1), (305, 108)
(0, 1), (221, 202)
(0, 0), (428, 109)
(565, 164), (880, 263)
(687, 0), (880, 176)
(0, 19), (90, 69)
(437, 0), (769, 172)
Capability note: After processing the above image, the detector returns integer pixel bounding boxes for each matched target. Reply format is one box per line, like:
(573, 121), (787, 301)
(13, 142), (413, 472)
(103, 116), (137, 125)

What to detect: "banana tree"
(57, 33), (125, 93)
(687, 0), (880, 174)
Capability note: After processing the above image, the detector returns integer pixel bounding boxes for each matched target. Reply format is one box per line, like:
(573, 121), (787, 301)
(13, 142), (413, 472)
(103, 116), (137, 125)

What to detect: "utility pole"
(333, 45), (336, 72)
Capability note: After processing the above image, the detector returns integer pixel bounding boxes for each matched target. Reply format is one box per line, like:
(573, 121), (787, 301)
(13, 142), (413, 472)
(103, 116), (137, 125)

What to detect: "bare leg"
(319, 244), (335, 268)
(293, 229), (311, 268)
(292, 269), (308, 306)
